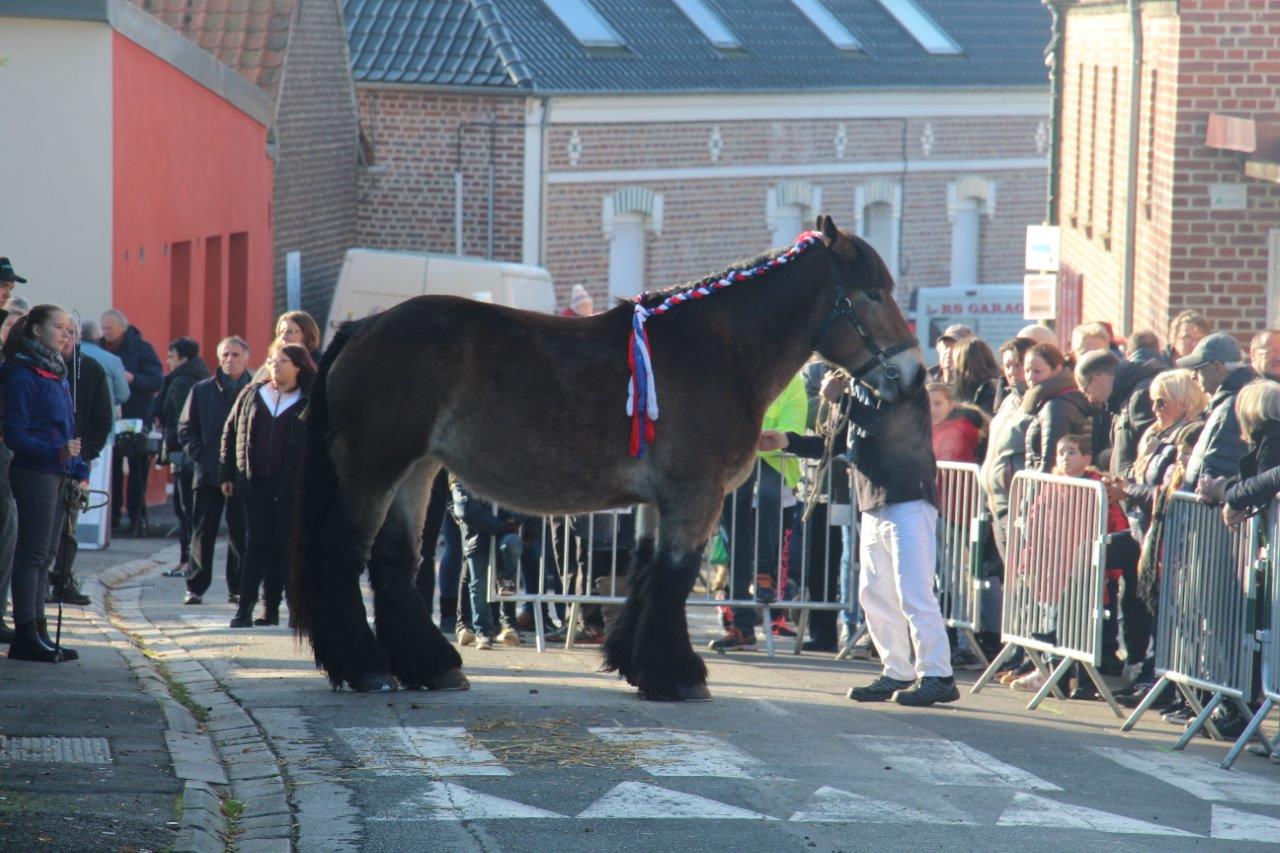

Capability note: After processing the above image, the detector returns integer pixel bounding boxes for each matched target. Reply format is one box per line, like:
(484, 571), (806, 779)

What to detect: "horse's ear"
(818, 214), (839, 246)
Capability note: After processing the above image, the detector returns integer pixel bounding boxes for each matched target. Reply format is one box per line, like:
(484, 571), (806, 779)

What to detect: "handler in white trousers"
(761, 376), (956, 704)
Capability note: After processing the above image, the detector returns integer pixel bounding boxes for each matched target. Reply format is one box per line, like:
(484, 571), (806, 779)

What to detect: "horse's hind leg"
(602, 505), (656, 684)
(370, 459), (467, 690)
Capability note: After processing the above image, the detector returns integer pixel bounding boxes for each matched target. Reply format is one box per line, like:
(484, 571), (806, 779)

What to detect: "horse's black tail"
(290, 321), (366, 686)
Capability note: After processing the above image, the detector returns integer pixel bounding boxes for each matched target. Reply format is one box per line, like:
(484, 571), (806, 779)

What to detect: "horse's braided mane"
(631, 245), (795, 310)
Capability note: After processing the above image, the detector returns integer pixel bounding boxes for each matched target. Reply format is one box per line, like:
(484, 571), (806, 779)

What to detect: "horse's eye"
(865, 291), (883, 303)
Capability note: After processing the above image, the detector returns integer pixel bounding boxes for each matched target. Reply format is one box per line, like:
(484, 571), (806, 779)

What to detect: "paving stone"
(238, 812), (295, 832)
(166, 732), (228, 784)
(240, 791), (291, 819)
(228, 759), (281, 781)
(237, 838), (292, 853)
(173, 826), (224, 853)
(162, 699), (200, 734)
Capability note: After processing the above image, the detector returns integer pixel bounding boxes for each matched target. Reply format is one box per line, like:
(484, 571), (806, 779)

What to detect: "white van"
(325, 249), (557, 347)
(910, 284), (1026, 364)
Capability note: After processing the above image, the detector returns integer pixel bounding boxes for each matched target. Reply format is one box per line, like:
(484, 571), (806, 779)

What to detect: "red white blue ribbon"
(626, 230), (825, 458)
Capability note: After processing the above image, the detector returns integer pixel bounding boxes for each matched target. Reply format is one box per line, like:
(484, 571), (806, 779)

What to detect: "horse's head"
(810, 214), (923, 402)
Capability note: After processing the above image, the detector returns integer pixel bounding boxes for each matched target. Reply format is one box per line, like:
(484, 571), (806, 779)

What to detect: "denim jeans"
(465, 532), (522, 637)
(9, 467), (66, 624)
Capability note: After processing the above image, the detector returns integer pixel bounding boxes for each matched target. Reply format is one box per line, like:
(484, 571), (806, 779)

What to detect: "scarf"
(12, 336), (67, 380)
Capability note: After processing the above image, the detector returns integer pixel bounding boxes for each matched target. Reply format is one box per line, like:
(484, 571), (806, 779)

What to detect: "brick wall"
(356, 89), (525, 263)
(272, 0), (361, 326)
(1058, 0), (1280, 341)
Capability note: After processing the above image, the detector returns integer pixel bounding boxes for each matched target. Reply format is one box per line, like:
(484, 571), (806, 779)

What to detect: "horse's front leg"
(602, 506), (655, 684)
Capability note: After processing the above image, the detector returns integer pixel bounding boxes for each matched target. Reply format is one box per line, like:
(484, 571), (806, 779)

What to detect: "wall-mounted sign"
(1025, 224), (1060, 271)
(1023, 273), (1057, 320)
(1209, 183), (1248, 211)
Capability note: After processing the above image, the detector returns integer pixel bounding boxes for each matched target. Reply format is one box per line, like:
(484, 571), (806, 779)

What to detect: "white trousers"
(859, 500), (953, 680)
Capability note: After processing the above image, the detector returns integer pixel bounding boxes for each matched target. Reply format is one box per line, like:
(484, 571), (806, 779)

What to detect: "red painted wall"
(111, 33), (273, 506)
(112, 32), (274, 359)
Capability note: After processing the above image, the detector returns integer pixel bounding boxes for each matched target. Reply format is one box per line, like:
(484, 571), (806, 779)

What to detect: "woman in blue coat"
(3, 304), (89, 662)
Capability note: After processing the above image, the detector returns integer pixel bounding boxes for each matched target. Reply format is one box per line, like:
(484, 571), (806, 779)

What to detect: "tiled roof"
(345, 0), (515, 87)
(343, 0), (1050, 93)
(127, 0), (297, 97)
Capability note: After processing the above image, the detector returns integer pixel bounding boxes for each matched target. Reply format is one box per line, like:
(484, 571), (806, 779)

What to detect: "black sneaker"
(892, 676), (961, 707)
(951, 649), (984, 671)
(1162, 701), (1195, 725)
(847, 674), (914, 703)
(708, 627), (758, 652)
(183, 592), (203, 605)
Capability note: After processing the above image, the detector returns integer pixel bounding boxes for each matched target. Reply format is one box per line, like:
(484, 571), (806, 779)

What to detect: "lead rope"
(801, 383), (851, 525)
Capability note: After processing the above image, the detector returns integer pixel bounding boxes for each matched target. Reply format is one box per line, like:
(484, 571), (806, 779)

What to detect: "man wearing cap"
(1180, 333), (1256, 491)
(928, 323), (973, 383)
(0, 259), (21, 640)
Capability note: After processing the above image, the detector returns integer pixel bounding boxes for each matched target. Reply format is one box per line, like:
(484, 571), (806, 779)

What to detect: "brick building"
(1051, 0), (1280, 340)
(347, 0), (1050, 325)
(134, 0), (360, 321)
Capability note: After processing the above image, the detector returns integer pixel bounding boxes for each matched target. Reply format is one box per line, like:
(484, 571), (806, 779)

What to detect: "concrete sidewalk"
(0, 507), (192, 852)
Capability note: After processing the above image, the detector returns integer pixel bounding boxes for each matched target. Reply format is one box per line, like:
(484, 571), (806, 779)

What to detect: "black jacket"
(101, 326), (163, 420)
(219, 382), (309, 495)
(178, 370), (252, 488)
(844, 384), (937, 512)
(1022, 372), (1093, 472)
(1106, 359), (1164, 477)
(67, 349), (112, 463)
(154, 357), (210, 452)
(449, 476), (519, 556)
(1225, 420), (1280, 512)
(1183, 367), (1257, 488)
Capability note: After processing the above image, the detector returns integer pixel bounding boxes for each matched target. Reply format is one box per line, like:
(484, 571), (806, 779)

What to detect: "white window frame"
(603, 188), (664, 301)
(854, 179), (902, 279)
(671, 0), (741, 49)
(542, 0), (625, 48)
(876, 0), (962, 55)
(789, 0), (862, 51)
(766, 180), (822, 247)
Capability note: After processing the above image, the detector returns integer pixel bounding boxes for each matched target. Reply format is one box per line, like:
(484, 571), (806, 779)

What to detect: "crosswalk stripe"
(1210, 805), (1280, 842)
(789, 786), (975, 825)
(1091, 747), (1280, 805)
(370, 783), (563, 821)
(843, 735), (1061, 790)
(577, 782), (775, 820)
(998, 792), (1199, 837)
(336, 726), (510, 777)
(588, 727), (772, 778)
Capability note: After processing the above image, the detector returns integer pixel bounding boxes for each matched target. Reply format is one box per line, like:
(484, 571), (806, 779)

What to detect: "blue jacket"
(2, 360), (90, 480)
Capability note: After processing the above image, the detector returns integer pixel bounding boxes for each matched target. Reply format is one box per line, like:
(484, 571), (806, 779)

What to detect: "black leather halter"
(812, 252), (917, 382)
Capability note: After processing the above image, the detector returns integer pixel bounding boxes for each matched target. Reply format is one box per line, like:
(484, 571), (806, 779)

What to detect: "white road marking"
(588, 727), (771, 778)
(1091, 747), (1280, 805)
(1211, 805), (1280, 842)
(998, 792), (1199, 837)
(789, 786), (974, 825)
(370, 783), (563, 821)
(751, 698), (792, 717)
(576, 782), (775, 820)
(843, 735), (1061, 790)
(336, 727), (510, 777)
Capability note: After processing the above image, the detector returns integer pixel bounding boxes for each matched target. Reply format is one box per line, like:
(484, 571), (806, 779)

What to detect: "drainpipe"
(1120, 0), (1144, 336)
(1043, 0), (1069, 226)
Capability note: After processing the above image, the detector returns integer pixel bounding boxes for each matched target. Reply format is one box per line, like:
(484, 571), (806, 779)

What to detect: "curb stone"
(82, 545), (296, 852)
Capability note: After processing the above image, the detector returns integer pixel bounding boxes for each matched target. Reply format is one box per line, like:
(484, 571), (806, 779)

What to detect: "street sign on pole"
(1025, 225), (1061, 272)
(286, 251), (301, 311)
(1023, 273), (1057, 320)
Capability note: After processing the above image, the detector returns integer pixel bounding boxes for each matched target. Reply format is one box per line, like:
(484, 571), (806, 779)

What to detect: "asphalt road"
(132, 551), (1280, 853)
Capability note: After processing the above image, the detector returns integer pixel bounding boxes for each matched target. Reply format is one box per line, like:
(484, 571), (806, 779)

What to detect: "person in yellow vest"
(709, 372), (807, 652)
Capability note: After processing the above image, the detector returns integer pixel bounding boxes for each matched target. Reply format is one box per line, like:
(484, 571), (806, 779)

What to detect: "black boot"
(49, 575), (91, 606)
(8, 620), (60, 662)
(229, 601), (255, 628)
(254, 603), (279, 626)
(37, 618), (78, 661)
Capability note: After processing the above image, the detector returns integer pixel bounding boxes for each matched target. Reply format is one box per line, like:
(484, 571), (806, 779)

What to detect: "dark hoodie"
(1225, 419), (1280, 512)
(1022, 372), (1093, 472)
(155, 356), (211, 452)
(1183, 366), (1257, 488)
(1105, 358), (1165, 477)
(102, 325), (164, 421)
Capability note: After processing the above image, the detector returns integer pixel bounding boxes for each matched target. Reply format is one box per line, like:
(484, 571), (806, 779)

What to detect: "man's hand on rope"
(758, 430), (788, 452)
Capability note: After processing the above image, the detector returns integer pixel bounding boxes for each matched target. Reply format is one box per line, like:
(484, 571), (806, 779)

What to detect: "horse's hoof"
(429, 668), (470, 692)
(349, 671), (397, 693)
(638, 683), (713, 702)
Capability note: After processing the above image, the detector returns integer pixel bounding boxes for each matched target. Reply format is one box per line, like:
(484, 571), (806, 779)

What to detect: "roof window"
(875, 0), (962, 55)
(671, 0), (741, 50)
(788, 0), (862, 52)
(542, 0), (625, 48)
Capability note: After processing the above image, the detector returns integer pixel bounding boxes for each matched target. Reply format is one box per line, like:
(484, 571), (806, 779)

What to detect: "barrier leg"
(1080, 662), (1124, 719)
(1027, 656), (1073, 711)
(793, 608), (809, 656)
(1176, 691), (1225, 749)
(563, 602), (580, 651)
(972, 642), (1015, 694)
(1121, 675), (1170, 732)
(533, 603), (546, 654)
(962, 627), (989, 668)
(1026, 649), (1067, 701)
(1222, 697), (1274, 770)
(834, 624), (868, 661)
(762, 606), (776, 658)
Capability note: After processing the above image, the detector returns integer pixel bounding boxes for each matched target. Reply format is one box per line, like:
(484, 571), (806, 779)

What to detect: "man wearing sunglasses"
(1076, 349), (1164, 478)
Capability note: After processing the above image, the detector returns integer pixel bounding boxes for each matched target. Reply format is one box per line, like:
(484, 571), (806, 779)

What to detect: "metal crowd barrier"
(483, 454), (855, 657)
(1120, 492), (1265, 753)
(971, 471), (1121, 716)
(1223, 499), (1278, 769)
(935, 462), (990, 667)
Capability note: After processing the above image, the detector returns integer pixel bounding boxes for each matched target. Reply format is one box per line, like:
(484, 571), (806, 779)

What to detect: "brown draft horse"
(290, 216), (922, 699)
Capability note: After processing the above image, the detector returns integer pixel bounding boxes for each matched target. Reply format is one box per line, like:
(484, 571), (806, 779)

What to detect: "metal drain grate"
(0, 736), (112, 764)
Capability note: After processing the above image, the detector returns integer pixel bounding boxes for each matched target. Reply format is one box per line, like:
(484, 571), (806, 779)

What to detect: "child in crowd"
(448, 476), (523, 650)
